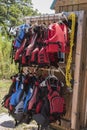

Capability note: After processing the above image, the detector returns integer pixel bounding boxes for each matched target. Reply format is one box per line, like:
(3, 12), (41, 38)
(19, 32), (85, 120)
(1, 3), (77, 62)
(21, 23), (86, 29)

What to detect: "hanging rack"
(35, 66), (65, 77)
(23, 12), (68, 24)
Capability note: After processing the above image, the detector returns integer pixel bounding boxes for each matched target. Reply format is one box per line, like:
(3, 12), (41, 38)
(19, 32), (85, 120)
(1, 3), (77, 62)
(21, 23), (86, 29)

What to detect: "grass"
(0, 79), (11, 113)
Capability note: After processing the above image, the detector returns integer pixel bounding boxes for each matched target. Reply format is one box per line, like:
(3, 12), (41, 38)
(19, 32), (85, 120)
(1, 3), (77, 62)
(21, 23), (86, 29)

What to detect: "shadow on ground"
(0, 120), (15, 128)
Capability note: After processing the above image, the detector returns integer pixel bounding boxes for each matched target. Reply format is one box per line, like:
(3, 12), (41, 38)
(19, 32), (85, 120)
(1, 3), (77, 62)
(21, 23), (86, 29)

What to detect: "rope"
(65, 13), (76, 88)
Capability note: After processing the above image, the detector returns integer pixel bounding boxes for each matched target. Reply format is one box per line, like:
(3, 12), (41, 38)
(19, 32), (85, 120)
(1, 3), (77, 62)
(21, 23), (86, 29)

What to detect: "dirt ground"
(0, 113), (38, 130)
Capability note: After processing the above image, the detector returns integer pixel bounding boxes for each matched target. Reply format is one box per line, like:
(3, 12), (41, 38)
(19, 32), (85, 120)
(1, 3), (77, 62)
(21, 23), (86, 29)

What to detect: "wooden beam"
(80, 12), (87, 127)
(71, 11), (85, 130)
(82, 70), (87, 127)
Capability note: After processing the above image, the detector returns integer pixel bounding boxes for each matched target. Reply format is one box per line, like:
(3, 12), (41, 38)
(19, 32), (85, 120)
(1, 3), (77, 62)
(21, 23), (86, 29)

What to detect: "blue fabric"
(10, 75), (25, 106)
(23, 86), (33, 112)
(16, 81), (19, 91)
(10, 88), (22, 106)
(15, 24), (30, 48)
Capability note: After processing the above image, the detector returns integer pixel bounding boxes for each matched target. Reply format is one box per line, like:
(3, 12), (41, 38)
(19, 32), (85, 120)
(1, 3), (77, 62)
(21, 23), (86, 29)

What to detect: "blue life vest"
(23, 86), (33, 112)
(15, 24), (30, 48)
(10, 75), (25, 106)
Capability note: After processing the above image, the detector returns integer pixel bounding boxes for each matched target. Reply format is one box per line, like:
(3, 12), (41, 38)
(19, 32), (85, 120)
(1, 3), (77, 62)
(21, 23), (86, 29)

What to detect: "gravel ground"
(0, 113), (38, 130)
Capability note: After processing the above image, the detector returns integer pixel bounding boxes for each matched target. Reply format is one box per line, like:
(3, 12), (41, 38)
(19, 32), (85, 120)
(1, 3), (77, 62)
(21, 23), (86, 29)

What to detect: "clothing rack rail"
(23, 12), (68, 24)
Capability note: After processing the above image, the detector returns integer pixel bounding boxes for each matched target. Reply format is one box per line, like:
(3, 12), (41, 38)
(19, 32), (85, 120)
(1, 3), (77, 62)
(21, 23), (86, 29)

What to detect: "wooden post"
(71, 11), (85, 130)
(82, 69), (87, 127)
(79, 11), (87, 128)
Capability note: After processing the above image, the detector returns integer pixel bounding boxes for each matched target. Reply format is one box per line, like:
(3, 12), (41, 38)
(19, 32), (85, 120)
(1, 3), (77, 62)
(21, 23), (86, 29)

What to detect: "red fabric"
(14, 39), (26, 61)
(38, 47), (50, 65)
(31, 47), (39, 63)
(12, 78), (16, 82)
(28, 86), (38, 110)
(26, 34), (37, 57)
(22, 55), (26, 65)
(4, 97), (10, 108)
(48, 91), (65, 114)
(48, 53), (58, 63)
(46, 23), (68, 53)
(36, 100), (43, 113)
(24, 79), (29, 84)
(9, 105), (13, 111)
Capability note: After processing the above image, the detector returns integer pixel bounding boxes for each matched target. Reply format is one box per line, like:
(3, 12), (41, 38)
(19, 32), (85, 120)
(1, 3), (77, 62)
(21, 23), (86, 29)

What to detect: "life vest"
(10, 75), (25, 107)
(46, 23), (68, 53)
(48, 91), (65, 114)
(28, 82), (39, 110)
(10, 86), (23, 107)
(4, 97), (10, 109)
(21, 54), (27, 66)
(23, 86), (33, 112)
(30, 47), (39, 64)
(1, 77), (17, 109)
(59, 23), (69, 53)
(26, 34), (37, 57)
(14, 39), (27, 62)
(46, 79), (65, 115)
(38, 47), (50, 66)
(14, 100), (24, 114)
(15, 24), (30, 48)
(36, 100), (43, 114)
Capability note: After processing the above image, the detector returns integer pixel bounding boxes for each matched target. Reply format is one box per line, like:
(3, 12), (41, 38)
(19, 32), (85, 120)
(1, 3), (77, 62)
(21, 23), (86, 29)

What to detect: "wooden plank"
(50, 123), (67, 130)
(85, 67), (87, 126)
(85, 74), (87, 125)
(82, 70), (87, 127)
(56, 4), (87, 12)
(71, 11), (85, 130)
(55, 0), (87, 6)
(54, 1), (87, 13)
(79, 11), (87, 128)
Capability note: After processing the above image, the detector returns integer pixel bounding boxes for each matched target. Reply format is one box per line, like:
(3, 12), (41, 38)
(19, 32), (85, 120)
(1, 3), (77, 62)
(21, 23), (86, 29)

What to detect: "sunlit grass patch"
(0, 80), (11, 113)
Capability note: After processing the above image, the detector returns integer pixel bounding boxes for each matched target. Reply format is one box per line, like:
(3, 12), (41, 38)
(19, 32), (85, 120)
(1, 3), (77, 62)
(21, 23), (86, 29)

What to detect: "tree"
(0, 0), (40, 78)
(0, 34), (18, 78)
(0, 0), (39, 33)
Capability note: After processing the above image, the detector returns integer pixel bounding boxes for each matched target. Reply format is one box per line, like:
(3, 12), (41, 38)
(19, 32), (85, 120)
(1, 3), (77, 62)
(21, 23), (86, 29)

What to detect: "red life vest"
(22, 54), (27, 65)
(14, 39), (27, 61)
(46, 23), (68, 53)
(4, 97), (10, 109)
(28, 82), (39, 110)
(26, 34), (37, 57)
(48, 91), (65, 114)
(36, 100), (43, 114)
(38, 47), (50, 66)
(31, 47), (39, 63)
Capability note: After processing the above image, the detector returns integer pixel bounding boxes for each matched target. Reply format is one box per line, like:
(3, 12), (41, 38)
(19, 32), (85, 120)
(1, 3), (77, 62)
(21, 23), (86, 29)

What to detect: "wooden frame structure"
(24, 11), (87, 130)
(51, 0), (87, 13)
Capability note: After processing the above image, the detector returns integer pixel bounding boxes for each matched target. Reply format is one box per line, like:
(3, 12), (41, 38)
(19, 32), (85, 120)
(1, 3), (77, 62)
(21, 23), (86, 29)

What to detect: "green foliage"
(0, 5), (7, 24)
(0, 34), (18, 79)
(0, 0), (39, 29)
(0, 0), (40, 78)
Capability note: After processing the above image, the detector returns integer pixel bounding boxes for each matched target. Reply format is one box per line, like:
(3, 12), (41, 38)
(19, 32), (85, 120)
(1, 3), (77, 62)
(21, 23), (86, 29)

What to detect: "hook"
(39, 15), (41, 24)
(42, 15), (44, 24)
(51, 68), (54, 76)
(48, 68), (51, 76)
(53, 14), (56, 23)
(48, 15), (49, 25)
